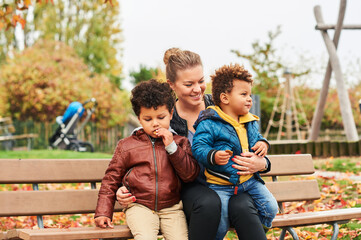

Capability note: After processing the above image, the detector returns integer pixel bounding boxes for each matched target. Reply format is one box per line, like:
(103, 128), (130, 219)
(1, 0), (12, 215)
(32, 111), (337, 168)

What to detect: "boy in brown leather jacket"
(94, 79), (200, 240)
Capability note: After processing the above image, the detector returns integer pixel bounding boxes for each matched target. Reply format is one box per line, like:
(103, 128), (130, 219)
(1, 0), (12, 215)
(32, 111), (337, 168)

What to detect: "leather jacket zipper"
(149, 137), (159, 212)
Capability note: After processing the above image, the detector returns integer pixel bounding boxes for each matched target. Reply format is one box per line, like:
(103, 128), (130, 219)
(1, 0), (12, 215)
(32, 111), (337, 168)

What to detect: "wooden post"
(309, 0), (346, 141)
(322, 141), (330, 157)
(339, 141), (348, 156)
(284, 70), (293, 140)
(306, 141), (315, 156)
(330, 141), (340, 157)
(347, 141), (358, 156)
(313, 4), (359, 142)
(316, 24), (361, 30)
(284, 143), (292, 154)
(300, 143), (307, 154)
(315, 141), (322, 157)
(291, 143), (300, 154)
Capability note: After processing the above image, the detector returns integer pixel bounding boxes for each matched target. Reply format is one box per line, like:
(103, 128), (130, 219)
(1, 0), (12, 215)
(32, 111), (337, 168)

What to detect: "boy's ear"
(220, 93), (229, 105)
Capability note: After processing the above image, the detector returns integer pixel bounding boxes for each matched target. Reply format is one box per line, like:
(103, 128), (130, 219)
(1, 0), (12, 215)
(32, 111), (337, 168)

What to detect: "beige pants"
(125, 201), (188, 240)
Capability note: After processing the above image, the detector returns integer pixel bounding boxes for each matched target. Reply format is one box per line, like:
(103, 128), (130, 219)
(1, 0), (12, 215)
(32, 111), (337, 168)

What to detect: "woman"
(117, 48), (270, 240)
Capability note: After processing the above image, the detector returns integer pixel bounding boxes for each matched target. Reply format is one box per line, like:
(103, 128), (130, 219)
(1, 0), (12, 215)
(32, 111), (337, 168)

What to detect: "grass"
(0, 149), (112, 159)
(313, 157), (361, 174)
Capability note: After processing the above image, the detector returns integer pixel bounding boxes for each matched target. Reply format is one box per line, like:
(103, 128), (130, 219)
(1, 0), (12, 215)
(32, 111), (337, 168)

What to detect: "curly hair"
(131, 79), (176, 116)
(163, 47), (202, 83)
(211, 63), (253, 106)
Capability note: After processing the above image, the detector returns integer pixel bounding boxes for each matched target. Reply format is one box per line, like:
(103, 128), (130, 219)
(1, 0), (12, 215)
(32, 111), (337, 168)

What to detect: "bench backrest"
(0, 159), (121, 217)
(0, 154), (319, 217)
(0, 117), (15, 134)
(262, 154), (320, 203)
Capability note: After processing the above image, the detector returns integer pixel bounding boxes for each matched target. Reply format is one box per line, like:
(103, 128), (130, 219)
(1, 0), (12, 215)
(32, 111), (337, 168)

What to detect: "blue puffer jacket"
(192, 108), (270, 185)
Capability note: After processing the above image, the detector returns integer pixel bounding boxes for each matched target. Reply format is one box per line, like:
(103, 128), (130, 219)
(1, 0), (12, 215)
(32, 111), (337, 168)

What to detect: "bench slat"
(0, 190), (122, 216)
(7, 225), (132, 240)
(266, 180), (320, 202)
(0, 155), (315, 183)
(0, 134), (38, 141)
(0, 181), (320, 215)
(0, 159), (109, 183)
(262, 154), (315, 176)
(273, 208), (361, 227)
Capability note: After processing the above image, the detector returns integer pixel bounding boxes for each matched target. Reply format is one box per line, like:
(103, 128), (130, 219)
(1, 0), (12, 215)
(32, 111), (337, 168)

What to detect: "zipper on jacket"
(149, 137), (159, 212)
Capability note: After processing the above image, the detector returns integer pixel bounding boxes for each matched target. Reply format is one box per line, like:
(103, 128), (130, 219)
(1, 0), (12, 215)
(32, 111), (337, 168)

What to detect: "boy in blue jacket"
(192, 63), (278, 240)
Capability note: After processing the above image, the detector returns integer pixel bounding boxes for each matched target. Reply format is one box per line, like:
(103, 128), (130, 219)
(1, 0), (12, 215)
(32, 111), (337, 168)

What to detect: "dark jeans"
(182, 182), (267, 240)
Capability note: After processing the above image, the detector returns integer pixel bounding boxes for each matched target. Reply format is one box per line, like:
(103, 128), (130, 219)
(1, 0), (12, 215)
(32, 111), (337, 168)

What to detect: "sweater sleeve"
(168, 136), (200, 183)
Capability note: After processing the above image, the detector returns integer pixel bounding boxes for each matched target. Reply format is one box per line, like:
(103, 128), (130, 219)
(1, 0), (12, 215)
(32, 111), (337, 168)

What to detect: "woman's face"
(168, 65), (206, 107)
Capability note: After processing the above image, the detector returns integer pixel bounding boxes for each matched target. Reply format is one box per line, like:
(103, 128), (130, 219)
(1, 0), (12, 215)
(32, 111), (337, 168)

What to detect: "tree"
(129, 64), (164, 86)
(0, 1), (37, 31)
(0, 40), (130, 128)
(0, 0), (122, 88)
(32, 0), (122, 87)
(231, 27), (309, 131)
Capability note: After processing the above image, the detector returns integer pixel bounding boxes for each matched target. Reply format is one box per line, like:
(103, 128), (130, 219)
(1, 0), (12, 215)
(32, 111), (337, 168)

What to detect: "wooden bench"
(263, 154), (361, 240)
(0, 117), (38, 150)
(1, 155), (361, 240)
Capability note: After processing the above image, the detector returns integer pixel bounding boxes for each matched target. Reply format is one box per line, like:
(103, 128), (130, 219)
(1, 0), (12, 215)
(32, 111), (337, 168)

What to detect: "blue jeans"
(209, 177), (278, 240)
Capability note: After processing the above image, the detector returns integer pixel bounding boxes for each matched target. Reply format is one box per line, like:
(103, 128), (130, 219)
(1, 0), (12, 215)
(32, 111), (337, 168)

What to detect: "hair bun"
(163, 48), (182, 65)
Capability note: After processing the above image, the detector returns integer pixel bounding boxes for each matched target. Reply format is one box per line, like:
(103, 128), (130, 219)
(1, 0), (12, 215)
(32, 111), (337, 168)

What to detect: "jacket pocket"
(122, 167), (134, 193)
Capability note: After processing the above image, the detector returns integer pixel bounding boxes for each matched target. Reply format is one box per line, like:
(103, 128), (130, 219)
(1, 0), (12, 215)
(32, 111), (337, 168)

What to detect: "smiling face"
(221, 79), (252, 120)
(138, 105), (173, 138)
(168, 65), (206, 108)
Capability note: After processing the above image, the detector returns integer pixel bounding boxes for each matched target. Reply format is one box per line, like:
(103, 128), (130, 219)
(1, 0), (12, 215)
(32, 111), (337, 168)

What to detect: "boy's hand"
(251, 141), (268, 157)
(155, 128), (173, 147)
(95, 216), (114, 228)
(215, 150), (232, 165)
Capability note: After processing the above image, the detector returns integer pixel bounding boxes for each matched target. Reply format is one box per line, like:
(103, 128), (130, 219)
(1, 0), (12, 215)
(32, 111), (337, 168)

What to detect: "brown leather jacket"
(95, 128), (200, 219)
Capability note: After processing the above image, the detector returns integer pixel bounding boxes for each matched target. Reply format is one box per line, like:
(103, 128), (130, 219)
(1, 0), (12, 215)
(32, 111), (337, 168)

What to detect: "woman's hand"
(231, 152), (267, 175)
(116, 186), (136, 208)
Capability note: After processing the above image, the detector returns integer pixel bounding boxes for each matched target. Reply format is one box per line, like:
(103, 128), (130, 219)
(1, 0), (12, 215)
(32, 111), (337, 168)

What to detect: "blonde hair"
(163, 48), (202, 83)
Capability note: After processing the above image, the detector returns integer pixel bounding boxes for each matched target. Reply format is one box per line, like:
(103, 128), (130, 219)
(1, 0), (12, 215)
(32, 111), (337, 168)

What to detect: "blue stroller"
(49, 98), (97, 152)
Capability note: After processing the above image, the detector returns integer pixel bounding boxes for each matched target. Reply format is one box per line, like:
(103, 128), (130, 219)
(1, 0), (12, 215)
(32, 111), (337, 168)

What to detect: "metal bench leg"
(330, 222), (339, 240)
(32, 183), (44, 228)
(37, 215), (44, 228)
(27, 138), (31, 150)
(280, 227), (299, 240)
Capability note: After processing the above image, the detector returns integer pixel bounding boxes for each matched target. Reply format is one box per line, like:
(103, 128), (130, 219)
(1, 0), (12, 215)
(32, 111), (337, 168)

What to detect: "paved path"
(313, 170), (361, 182)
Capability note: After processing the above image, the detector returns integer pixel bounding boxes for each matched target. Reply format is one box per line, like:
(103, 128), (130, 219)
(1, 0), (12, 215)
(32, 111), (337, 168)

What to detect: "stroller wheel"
(79, 142), (94, 152)
(67, 142), (80, 151)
